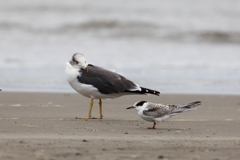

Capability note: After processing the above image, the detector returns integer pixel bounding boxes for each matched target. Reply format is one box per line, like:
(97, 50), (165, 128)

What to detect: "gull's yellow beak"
(82, 65), (88, 72)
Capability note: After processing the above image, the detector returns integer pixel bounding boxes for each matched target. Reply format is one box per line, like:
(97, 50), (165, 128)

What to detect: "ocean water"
(1, 0), (240, 94)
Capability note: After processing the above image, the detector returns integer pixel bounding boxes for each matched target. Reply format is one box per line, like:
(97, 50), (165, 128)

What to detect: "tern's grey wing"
(143, 103), (177, 117)
(77, 64), (139, 94)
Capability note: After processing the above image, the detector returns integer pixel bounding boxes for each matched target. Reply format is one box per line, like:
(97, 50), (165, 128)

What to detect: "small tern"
(127, 101), (201, 129)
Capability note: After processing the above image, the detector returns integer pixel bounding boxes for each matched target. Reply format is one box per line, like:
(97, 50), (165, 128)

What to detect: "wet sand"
(0, 92), (240, 160)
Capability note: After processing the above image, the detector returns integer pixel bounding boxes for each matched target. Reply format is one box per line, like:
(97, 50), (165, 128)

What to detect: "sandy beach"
(0, 92), (240, 160)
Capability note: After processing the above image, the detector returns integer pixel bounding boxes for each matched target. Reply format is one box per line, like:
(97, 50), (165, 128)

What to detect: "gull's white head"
(126, 101), (148, 111)
(69, 53), (88, 70)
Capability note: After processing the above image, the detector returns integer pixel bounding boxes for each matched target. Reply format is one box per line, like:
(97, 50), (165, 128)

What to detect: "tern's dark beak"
(85, 68), (88, 72)
(126, 106), (135, 110)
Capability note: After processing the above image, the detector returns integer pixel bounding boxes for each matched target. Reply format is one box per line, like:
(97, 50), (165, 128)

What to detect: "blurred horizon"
(1, 0), (240, 94)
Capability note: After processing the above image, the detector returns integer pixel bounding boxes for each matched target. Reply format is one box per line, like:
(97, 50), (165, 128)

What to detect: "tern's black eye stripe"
(136, 101), (147, 106)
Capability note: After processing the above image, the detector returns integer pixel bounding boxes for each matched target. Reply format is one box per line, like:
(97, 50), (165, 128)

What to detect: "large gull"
(65, 53), (160, 119)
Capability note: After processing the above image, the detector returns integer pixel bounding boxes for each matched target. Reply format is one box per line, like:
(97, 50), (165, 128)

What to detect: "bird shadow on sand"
(136, 127), (188, 131)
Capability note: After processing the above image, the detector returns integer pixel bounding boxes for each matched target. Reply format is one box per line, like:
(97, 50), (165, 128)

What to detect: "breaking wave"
(1, 20), (240, 43)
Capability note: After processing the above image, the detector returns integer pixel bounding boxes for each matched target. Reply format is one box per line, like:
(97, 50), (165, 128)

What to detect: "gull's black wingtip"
(140, 87), (160, 96)
(125, 87), (160, 96)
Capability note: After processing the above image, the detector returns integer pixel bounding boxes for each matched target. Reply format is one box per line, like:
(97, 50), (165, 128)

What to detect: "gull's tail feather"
(171, 101), (201, 115)
(125, 87), (160, 96)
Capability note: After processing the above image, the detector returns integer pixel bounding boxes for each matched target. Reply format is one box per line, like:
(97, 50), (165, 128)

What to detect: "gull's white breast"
(65, 62), (99, 98)
(65, 62), (129, 99)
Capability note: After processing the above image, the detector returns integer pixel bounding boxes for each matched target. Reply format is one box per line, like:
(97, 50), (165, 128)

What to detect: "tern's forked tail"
(171, 101), (201, 114)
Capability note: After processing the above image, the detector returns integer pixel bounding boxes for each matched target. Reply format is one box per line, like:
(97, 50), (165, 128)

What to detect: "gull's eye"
(73, 59), (78, 64)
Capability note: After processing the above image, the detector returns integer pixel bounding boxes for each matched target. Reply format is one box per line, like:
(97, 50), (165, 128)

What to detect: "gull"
(65, 53), (160, 119)
(127, 101), (201, 129)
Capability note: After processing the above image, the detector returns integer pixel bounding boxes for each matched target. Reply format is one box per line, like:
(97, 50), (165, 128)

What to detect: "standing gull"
(127, 101), (201, 129)
(65, 53), (160, 119)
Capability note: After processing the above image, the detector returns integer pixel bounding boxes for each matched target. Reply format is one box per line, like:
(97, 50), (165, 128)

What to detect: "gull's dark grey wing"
(77, 64), (139, 94)
(143, 103), (177, 117)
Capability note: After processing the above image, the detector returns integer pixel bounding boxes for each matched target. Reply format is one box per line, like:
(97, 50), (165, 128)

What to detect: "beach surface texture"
(0, 92), (240, 160)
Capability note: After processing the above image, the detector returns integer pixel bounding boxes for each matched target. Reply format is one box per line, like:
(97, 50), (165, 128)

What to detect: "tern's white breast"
(137, 107), (155, 122)
(137, 105), (171, 122)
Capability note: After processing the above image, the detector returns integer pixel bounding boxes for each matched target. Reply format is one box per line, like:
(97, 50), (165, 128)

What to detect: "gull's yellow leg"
(99, 99), (103, 119)
(76, 99), (94, 119)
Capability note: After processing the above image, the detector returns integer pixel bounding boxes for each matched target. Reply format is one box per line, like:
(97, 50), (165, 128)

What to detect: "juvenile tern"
(127, 101), (201, 129)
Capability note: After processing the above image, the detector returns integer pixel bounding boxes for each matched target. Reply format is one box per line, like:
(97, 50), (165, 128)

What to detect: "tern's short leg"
(76, 99), (94, 119)
(148, 121), (156, 129)
(99, 99), (103, 119)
